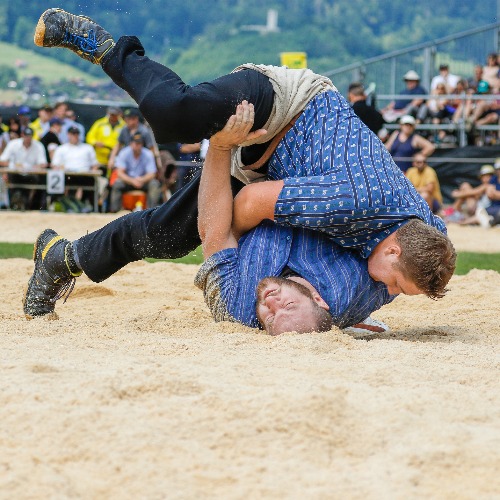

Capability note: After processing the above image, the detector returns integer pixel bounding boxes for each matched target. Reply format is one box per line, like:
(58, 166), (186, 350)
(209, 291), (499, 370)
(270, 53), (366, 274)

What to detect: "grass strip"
(0, 243), (498, 274)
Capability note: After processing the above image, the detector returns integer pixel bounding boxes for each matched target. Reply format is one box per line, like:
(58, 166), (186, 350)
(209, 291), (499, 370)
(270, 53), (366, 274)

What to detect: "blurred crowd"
(1, 52), (500, 227)
(0, 103), (203, 212)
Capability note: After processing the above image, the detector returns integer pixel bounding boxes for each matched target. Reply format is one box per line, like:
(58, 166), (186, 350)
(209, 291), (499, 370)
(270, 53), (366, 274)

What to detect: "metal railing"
(325, 23), (500, 96)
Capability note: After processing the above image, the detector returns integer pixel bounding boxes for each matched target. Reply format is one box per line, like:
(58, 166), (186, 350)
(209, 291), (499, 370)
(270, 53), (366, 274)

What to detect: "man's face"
(54, 104), (68, 119)
(367, 252), (423, 296)
(256, 277), (324, 335)
(22, 135), (32, 147)
(412, 154), (426, 172)
(131, 140), (144, 155)
(125, 116), (139, 129)
(109, 113), (120, 125)
(405, 79), (418, 89)
(68, 132), (80, 144)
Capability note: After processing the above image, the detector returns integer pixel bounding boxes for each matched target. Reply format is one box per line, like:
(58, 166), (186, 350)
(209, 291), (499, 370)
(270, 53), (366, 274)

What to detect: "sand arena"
(1, 212), (499, 498)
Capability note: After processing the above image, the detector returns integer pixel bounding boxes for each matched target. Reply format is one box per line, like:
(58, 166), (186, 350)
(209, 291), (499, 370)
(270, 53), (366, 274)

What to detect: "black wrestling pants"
(76, 36), (274, 282)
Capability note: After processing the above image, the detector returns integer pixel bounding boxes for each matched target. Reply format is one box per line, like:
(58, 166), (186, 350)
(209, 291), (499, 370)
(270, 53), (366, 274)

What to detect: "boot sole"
(34, 8), (63, 47)
(23, 229), (60, 321)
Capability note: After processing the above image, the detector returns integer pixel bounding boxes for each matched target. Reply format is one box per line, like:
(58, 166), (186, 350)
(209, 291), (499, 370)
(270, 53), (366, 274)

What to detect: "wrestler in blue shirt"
(196, 102), (393, 334)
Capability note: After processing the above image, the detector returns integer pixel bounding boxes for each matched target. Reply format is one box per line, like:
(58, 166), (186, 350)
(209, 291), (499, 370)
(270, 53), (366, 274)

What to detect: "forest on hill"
(0, 1), (497, 83)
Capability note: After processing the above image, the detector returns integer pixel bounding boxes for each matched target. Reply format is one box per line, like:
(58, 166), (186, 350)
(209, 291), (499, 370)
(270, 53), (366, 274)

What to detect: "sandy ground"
(1, 212), (500, 499)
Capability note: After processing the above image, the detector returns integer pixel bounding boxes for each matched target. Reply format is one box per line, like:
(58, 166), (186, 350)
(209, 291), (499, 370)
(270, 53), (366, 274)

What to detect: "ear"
(384, 243), (402, 257)
(311, 292), (330, 311)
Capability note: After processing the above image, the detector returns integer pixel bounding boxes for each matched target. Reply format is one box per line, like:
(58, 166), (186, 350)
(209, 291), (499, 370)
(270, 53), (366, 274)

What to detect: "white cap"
(400, 115), (416, 125)
(403, 70), (420, 81)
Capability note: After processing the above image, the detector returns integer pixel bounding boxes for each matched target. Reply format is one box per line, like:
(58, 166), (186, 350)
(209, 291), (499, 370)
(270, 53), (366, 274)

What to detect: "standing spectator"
(382, 70), (427, 123)
(30, 105), (53, 140)
(481, 53), (500, 93)
(52, 102), (85, 143)
(0, 127), (47, 209)
(384, 115), (435, 173)
(107, 108), (155, 169)
(39, 117), (63, 164)
(476, 160), (500, 227)
(406, 153), (443, 214)
(109, 133), (161, 212)
(347, 82), (385, 135)
(430, 64), (460, 93)
(86, 106), (124, 173)
(52, 126), (99, 204)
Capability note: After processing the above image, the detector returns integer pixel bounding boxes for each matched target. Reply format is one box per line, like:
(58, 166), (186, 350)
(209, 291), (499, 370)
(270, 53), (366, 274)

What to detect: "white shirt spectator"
(52, 142), (98, 173)
(431, 69), (460, 92)
(0, 137), (46, 170)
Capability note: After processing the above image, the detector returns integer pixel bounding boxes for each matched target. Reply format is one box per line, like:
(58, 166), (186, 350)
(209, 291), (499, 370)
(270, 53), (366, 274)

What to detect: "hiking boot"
(34, 8), (115, 64)
(23, 229), (82, 319)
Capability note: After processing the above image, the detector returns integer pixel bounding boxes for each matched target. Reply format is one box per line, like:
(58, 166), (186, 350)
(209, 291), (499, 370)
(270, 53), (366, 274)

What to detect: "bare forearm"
(198, 146), (237, 257)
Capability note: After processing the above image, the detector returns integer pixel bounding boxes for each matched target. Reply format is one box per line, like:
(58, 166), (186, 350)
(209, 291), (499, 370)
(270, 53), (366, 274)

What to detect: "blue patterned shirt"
(269, 90), (447, 258)
(195, 220), (392, 329)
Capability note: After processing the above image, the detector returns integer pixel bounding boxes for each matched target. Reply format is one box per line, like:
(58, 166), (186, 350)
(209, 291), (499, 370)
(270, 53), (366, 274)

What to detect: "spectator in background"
(347, 82), (385, 135)
(481, 53), (500, 93)
(109, 132), (161, 212)
(17, 105), (33, 134)
(64, 108), (85, 138)
(430, 64), (460, 93)
(40, 117), (63, 164)
(107, 108), (155, 169)
(30, 105), (53, 140)
(406, 153), (442, 214)
(416, 83), (455, 143)
(449, 164), (495, 224)
(86, 106), (124, 174)
(0, 127), (47, 210)
(52, 126), (99, 205)
(467, 65), (484, 93)
(157, 149), (177, 201)
(476, 159), (500, 227)
(176, 142), (202, 190)
(384, 115), (435, 173)
(52, 102), (85, 143)
(382, 70), (427, 123)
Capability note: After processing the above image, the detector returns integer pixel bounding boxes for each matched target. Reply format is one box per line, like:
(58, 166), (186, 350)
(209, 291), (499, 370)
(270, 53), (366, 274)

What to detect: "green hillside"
(0, 41), (105, 84)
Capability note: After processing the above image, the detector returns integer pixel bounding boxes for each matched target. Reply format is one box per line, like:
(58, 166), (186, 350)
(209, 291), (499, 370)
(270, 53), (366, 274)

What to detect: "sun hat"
(403, 70), (420, 81)
(400, 115), (416, 126)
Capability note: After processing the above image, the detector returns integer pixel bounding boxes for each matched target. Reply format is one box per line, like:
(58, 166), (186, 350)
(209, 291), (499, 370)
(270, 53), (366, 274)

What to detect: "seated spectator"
(384, 115), (435, 173)
(481, 53), (500, 93)
(476, 159), (500, 227)
(347, 82), (385, 135)
(449, 164), (495, 224)
(452, 80), (490, 129)
(109, 133), (161, 212)
(382, 70), (427, 123)
(416, 83), (455, 142)
(0, 127), (47, 210)
(430, 64), (460, 93)
(51, 126), (99, 204)
(107, 108), (156, 169)
(467, 65), (484, 93)
(406, 153), (443, 214)
(1, 118), (21, 154)
(40, 117), (63, 164)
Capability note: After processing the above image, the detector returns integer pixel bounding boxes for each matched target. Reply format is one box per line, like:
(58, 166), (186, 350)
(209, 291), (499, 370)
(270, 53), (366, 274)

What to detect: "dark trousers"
(77, 36), (274, 282)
